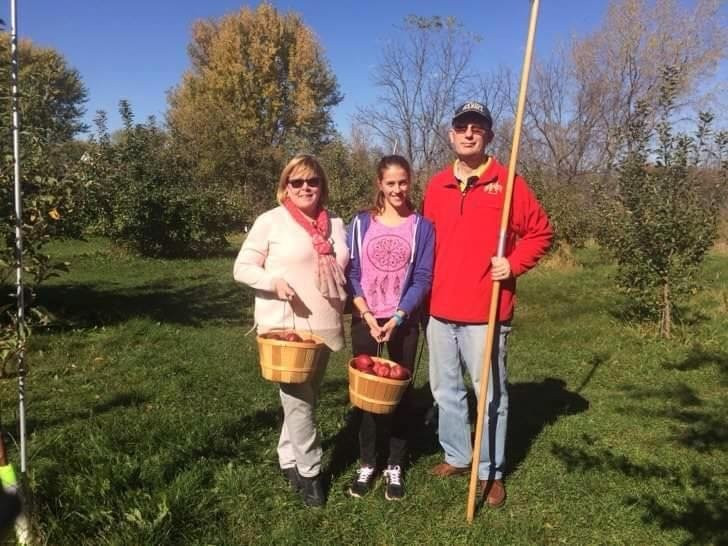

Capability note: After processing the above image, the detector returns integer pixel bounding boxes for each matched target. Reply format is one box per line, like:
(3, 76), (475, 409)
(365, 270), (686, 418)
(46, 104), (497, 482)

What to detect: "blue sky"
(2, 1), (617, 135)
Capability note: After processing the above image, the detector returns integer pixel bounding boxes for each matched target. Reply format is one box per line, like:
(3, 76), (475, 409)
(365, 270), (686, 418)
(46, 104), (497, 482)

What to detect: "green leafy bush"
(319, 138), (377, 222)
(89, 102), (230, 258)
(527, 168), (596, 249)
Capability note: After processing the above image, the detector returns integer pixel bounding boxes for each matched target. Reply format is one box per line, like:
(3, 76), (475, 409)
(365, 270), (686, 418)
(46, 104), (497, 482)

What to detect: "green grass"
(1, 238), (726, 545)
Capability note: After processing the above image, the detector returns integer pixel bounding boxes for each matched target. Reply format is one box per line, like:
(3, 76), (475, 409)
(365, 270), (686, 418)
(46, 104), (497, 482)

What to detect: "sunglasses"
(288, 177), (321, 189)
(452, 123), (488, 136)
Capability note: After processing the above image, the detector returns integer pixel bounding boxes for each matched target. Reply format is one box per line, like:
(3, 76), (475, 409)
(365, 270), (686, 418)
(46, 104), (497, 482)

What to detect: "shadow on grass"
(551, 437), (670, 479)
(552, 344), (728, 544)
(319, 378), (350, 406)
(17, 391), (151, 432)
(508, 377), (589, 476)
(339, 375), (589, 478)
(552, 439), (728, 545)
(606, 303), (712, 331)
(661, 347), (728, 453)
(407, 383), (440, 465)
(321, 374), (588, 481)
(625, 346), (728, 453)
(622, 385), (728, 454)
(134, 408), (282, 484)
(322, 381), (440, 492)
(36, 279), (252, 328)
(631, 466), (728, 545)
(216, 408), (281, 461)
(668, 408), (728, 453)
(662, 344), (728, 381)
(323, 408), (360, 492)
(319, 377), (358, 489)
(622, 383), (703, 407)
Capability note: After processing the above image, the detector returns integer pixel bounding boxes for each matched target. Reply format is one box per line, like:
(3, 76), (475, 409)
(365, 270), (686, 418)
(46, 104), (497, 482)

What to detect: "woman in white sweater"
(233, 154), (348, 507)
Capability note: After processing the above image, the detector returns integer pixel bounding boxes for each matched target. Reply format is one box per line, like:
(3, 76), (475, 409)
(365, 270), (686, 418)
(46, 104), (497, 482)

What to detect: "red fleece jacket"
(423, 158), (552, 323)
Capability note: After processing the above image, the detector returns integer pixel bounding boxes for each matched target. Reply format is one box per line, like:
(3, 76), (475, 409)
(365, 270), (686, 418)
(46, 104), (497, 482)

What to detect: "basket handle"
(303, 317), (314, 337)
(282, 299), (315, 337)
(281, 299), (296, 331)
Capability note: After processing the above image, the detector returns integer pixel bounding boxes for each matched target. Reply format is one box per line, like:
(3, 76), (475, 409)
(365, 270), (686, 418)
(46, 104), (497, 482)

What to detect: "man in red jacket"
(423, 101), (552, 508)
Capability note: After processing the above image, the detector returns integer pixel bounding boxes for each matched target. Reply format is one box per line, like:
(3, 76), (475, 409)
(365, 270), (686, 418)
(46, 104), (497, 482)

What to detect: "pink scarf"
(283, 197), (347, 302)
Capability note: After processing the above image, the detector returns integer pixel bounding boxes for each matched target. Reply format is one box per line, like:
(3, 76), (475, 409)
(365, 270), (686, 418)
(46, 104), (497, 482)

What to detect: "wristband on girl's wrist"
(392, 313), (404, 327)
(361, 310), (373, 319)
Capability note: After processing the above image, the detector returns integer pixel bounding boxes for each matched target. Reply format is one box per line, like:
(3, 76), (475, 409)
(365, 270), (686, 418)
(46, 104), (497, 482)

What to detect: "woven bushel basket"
(348, 356), (411, 415)
(257, 330), (325, 384)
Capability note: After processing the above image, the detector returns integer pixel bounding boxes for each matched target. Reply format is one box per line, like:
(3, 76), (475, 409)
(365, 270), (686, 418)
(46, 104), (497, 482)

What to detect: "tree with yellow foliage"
(167, 3), (342, 223)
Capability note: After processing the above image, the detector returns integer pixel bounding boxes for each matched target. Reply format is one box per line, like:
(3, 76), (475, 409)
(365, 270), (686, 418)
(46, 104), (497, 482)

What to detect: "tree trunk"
(660, 281), (671, 338)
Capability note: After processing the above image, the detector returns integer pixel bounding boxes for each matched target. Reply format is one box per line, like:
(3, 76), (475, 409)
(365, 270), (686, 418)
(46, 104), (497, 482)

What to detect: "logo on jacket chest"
(483, 181), (503, 195)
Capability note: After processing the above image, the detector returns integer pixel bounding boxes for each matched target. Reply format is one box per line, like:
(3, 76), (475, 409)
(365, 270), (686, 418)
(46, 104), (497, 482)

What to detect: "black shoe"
(348, 465), (376, 498)
(281, 466), (301, 492)
(383, 465), (404, 500)
(299, 474), (325, 507)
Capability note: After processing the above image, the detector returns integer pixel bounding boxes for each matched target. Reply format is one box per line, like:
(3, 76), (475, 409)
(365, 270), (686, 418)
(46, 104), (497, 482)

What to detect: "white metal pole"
(10, 0), (27, 474)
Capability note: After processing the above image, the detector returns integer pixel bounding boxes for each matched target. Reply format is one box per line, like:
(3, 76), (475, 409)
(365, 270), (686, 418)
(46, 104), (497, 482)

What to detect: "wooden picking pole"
(466, 0), (541, 523)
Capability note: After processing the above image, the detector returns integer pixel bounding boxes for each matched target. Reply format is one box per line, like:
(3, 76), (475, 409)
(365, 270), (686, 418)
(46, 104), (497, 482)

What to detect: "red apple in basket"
(375, 364), (391, 378)
(389, 364), (410, 380)
(284, 332), (303, 342)
(265, 332), (284, 340)
(300, 337), (317, 345)
(353, 354), (375, 371)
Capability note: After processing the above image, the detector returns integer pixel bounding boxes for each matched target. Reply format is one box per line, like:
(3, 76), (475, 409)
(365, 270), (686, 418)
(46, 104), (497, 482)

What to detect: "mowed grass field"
(1, 238), (726, 545)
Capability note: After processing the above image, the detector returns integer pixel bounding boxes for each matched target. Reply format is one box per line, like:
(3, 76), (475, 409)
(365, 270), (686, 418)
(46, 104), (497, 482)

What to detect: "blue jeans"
(427, 316), (511, 480)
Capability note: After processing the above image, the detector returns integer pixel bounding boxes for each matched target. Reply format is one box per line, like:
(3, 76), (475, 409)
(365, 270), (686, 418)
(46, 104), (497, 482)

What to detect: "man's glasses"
(288, 177), (321, 189)
(452, 123), (488, 136)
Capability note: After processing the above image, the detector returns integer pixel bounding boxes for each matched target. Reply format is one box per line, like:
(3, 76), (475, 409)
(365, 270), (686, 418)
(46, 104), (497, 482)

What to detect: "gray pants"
(277, 349), (330, 478)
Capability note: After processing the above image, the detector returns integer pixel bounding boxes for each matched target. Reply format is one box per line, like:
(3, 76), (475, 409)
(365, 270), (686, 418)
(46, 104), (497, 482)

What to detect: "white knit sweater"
(233, 206), (349, 351)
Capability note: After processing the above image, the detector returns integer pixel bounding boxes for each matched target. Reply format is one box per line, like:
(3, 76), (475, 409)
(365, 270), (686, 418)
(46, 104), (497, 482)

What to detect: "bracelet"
(361, 310), (373, 319)
(392, 314), (404, 327)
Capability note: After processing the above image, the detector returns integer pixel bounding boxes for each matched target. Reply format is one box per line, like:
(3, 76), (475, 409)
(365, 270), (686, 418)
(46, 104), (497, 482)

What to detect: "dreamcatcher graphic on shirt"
(365, 234), (410, 308)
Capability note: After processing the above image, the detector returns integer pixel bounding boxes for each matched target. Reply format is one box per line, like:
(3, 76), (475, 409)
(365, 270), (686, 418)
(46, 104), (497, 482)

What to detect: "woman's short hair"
(276, 154), (329, 207)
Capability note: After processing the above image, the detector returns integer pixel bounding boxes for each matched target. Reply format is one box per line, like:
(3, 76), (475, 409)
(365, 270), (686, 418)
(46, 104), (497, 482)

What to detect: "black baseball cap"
(452, 101), (493, 128)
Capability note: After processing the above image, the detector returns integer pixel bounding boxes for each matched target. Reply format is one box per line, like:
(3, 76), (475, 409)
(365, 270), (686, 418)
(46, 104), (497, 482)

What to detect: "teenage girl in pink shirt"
(345, 155), (434, 500)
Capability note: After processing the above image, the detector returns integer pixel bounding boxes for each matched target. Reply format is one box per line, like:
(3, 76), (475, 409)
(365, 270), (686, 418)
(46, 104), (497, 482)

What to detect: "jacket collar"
(442, 156), (499, 189)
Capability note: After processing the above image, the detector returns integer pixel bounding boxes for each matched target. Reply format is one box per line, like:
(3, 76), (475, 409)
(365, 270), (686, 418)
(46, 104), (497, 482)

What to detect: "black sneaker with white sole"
(348, 465), (376, 498)
(383, 465), (404, 500)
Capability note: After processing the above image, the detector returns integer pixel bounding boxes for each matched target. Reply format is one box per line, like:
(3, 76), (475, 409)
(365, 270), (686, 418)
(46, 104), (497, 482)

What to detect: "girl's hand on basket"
(274, 278), (296, 301)
(364, 313), (383, 342)
(379, 319), (397, 342)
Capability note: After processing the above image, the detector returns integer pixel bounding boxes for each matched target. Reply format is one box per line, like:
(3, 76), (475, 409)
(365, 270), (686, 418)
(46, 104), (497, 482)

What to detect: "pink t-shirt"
(360, 215), (415, 318)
